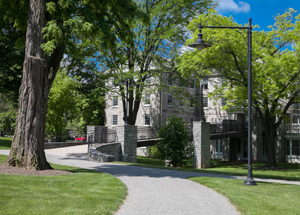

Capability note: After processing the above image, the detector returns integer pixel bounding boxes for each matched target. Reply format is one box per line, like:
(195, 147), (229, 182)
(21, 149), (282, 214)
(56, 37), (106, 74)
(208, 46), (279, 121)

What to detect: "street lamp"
(199, 83), (206, 122)
(189, 19), (257, 186)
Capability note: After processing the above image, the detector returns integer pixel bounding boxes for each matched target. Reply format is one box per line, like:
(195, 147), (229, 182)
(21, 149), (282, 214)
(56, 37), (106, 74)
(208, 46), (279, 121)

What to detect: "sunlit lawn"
(119, 156), (300, 181)
(0, 154), (127, 215)
(190, 177), (300, 215)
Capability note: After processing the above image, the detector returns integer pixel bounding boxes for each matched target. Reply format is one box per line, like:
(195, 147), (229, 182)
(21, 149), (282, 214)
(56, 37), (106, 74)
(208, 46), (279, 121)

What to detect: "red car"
(75, 136), (86, 141)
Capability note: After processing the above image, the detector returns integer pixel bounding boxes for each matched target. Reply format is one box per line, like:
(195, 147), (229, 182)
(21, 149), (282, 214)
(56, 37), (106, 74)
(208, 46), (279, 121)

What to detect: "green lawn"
(0, 137), (13, 149)
(190, 177), (300, 215)
(118, 156), (300, 181)
(2, 137), (300, 181)
(0, 155), (127, 215)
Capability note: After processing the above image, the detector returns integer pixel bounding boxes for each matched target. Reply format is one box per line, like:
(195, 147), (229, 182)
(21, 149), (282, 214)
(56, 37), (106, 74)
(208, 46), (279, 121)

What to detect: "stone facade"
(193, 121), (210, 169)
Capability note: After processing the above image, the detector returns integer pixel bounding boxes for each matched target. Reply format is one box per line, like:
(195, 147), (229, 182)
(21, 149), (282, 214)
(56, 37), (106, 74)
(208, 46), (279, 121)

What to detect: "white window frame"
(112, 96), (118, 107)
(287, 139), (300, 156)
(144, 93), (151, 106)
(221, 97), (226, 106)
(144, 114), (151, 126)
(202, 78), (208, 90)
(214, 139), (223, 159)
(190, 78), (196, 89)
(112, 115), (118, 126)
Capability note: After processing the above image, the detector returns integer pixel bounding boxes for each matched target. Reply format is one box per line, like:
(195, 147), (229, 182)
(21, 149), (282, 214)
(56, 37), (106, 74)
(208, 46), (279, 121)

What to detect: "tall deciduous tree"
(98, 0), (214, 125)
(4, 0), (141, 169)
(179, 9), (300, 167)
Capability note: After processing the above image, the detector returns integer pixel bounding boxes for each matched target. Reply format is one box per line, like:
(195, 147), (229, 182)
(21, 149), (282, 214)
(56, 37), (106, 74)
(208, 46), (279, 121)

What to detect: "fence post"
(116, 125), (137, 163)
(193, 121), (210, 169)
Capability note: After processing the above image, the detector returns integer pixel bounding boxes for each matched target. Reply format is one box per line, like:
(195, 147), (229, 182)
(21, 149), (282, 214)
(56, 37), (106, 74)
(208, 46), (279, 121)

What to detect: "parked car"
(75, 136), (86, 141)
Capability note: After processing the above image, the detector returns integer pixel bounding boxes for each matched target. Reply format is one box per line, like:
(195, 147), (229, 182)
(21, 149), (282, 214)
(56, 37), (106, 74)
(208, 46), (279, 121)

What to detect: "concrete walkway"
(1, 145), (300, 214)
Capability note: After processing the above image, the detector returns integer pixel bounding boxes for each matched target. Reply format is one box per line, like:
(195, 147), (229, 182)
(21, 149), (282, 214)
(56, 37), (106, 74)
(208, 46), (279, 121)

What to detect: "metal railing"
(210, 120), (245, 134)
(286, 123), (300, 133)
(87, 128), (117, 149)
(137, 127), (158, 140)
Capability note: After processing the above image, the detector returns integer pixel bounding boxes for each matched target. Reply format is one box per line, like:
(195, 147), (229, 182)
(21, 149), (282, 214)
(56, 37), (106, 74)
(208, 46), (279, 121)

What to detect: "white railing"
(286, 123), (300, 133)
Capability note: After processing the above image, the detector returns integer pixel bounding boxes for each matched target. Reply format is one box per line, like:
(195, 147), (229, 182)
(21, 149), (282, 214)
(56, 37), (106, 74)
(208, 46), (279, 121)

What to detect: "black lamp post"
(189, 19), (257, 186)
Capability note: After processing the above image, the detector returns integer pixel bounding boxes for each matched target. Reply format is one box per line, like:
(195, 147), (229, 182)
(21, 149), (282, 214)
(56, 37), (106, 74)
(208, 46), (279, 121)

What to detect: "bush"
(154, 115), (193, 167)
(0, 110), (17, 136)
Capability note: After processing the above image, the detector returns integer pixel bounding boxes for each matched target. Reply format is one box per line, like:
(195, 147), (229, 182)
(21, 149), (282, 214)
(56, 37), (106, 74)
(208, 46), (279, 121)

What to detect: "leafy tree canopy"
(178, 9), (300, 166)
(98, 0), (215, 125)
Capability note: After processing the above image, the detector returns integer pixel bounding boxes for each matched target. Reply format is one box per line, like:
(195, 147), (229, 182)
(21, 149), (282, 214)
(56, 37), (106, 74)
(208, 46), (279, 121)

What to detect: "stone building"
(104, 73), (300, 164)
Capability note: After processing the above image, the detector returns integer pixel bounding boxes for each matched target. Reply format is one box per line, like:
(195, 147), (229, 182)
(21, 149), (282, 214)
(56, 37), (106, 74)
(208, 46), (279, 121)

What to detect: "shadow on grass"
(0, 137), (12, 149)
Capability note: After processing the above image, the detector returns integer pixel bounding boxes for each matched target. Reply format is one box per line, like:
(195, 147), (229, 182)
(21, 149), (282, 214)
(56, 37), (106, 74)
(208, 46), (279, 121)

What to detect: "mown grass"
(2, 137), (300, 181)
(117, 156), (300, 181)
(0, 155), (127, 215)
(189, 177), (300, 215)
(0, 137), (13, 149)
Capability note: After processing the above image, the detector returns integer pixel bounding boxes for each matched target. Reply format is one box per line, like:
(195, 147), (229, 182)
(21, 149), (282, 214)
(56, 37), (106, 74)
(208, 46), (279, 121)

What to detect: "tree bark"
(5, 0), (65, 170)
(263, 115), (277, 167)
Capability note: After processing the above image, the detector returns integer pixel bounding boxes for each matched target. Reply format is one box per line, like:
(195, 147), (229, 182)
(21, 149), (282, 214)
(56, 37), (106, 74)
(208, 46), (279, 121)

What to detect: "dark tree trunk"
(264, 115), (277, 167)
(5, 0), (65, 170)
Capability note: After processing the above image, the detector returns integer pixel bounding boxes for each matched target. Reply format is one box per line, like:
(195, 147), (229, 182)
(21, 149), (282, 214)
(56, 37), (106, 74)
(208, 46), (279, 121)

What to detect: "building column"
(116, 125), (137, 163)
(193, 121), (210, 169)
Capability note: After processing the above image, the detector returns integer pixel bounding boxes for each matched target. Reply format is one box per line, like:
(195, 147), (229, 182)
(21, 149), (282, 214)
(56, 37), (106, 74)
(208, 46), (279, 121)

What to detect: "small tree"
(155, 116), (193, 167)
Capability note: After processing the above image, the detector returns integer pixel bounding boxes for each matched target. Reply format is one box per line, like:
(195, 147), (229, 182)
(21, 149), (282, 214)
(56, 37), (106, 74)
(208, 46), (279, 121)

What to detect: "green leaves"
(154, 115), (193, 167)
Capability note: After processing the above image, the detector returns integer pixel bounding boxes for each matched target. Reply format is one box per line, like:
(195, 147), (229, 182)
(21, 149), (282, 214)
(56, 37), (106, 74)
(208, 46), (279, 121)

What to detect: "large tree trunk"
(264, 116), (277, 167)
(5, 0), (65, 170)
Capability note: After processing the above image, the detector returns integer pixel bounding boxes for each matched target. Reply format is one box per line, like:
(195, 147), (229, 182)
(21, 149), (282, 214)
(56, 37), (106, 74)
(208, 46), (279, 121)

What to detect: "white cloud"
(216, 0), (251, 13)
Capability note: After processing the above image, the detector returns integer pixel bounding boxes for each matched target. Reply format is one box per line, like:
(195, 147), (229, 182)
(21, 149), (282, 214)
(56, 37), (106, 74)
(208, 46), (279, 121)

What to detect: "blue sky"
(215, 0), (300, 31)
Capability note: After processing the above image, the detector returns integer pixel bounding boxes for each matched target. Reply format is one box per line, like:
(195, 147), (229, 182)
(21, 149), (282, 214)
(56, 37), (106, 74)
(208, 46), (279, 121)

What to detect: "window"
(167, 95), (173, 106)
(203, 97), (208, 108)
(113, 96), (118, 106)
(190, 78), (196, 89)
(144, 114), (151, 126)
(179, 99), (184, 108)
(144, 94), (151, 105)
(190, 98), (195, 108)
(221, 98), (226, 106)
(293, 103), (300, 123)
(202, 78), (208, 89)
(145, 75), (151, 85)
(167, 74), (173, 86)
(287, 140), (300, 156)
(215, 139), (223, 153)
(112, 115), (118, 125)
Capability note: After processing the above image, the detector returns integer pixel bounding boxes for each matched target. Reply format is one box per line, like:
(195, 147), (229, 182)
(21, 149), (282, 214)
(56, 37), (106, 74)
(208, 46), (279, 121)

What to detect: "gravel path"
(44, 145), (240, 215)
(1, 145), (298, 215)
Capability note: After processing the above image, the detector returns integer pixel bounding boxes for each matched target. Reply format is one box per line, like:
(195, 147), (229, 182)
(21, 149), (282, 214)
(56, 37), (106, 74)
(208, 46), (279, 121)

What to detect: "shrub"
(154, 115), (193, 167)
(0, 109), (17, 136)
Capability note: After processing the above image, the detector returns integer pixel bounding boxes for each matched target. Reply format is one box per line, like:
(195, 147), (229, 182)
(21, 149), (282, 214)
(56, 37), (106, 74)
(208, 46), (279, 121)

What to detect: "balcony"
(286, 123), (300, 134)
